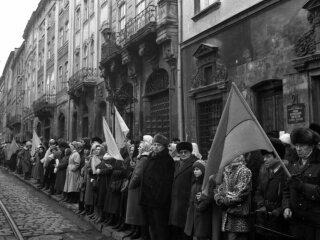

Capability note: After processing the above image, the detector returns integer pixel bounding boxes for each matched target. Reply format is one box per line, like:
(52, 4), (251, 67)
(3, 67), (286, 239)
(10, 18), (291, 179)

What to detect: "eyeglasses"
(179, 150), (190, 155)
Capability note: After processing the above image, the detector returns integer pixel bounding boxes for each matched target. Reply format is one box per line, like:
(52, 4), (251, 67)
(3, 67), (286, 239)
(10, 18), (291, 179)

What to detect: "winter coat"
(64, 151), (81, 193)
(84, 155), (95, 206)
(283, 147), (320, 226)
(169, 154), (197, 228)
(54, 154), (69, 192)
(208, 174), (222, 240)
(96, 159), (112, 208)
(184, 175), (212, 238)
(254, 165), (288, 232)
(104, 159), (125, 215)
(126, 154), (148, 225)
(140, 148), (175, 209)
(19, 148), (32, 174)
(32, 151), (45, 181)
(215, 159), (252, 233)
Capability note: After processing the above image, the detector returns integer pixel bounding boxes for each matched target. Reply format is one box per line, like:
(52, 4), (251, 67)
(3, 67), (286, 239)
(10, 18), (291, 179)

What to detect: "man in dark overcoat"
(254, 138), (289, 238)
(283, 127), (320, 240)
(140, 133), (175, 240)
(169, 141), (197, 240)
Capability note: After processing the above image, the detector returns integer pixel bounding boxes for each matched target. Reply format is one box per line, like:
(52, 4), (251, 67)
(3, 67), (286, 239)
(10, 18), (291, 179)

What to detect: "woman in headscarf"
(169, 143), (180, 161)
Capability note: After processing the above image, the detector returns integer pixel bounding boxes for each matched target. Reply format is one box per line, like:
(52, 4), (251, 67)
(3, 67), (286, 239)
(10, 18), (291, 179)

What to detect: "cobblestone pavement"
(0, 168), (111, 240)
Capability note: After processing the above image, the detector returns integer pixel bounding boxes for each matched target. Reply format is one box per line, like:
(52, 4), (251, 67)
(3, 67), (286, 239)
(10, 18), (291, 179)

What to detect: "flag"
(102, 117), (123, 160)
(6, 138), (19, 160)
(114, 106), (130, 149)
(31, 130), (41, 156)
(202, 82), (289, 194)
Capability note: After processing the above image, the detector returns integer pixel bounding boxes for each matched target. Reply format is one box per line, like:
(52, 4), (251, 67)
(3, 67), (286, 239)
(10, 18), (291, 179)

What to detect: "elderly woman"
(125, 140), (152, 239)
(214, 155), (252, 240)
(64, 141), (82, 203)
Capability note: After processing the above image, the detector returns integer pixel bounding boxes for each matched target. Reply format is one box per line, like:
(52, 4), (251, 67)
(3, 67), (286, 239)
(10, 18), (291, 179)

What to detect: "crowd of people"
(0, 124), (319, 240)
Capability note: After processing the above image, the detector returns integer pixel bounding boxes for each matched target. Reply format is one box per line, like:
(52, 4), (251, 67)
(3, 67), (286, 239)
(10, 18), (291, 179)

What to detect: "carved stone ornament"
(295, 29), (316, 57)
(191, 44), (227, 89)
(295, 0), (320, 57)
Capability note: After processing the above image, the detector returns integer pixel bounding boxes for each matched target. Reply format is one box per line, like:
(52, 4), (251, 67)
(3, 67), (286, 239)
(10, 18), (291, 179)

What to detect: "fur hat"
(91, 137), (103, 144)
(176, 142), (193, 153)
(193, 159), (206, 174)
(152, 133), (169, 147)
(291, 127), (319, 146)
(261, 137), (285, 159)
(310, 123), (320, 136)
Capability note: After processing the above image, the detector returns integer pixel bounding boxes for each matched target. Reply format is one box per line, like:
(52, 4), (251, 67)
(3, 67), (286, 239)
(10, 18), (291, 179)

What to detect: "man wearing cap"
(140, 133), (175, 240)
(254, 138), (288, 238)
(283, 127), (320, 240)
(18, 141), (32, 180)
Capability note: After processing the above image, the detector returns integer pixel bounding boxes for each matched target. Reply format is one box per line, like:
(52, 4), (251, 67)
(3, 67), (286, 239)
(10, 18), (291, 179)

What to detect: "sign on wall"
(287, 103), (305, 124)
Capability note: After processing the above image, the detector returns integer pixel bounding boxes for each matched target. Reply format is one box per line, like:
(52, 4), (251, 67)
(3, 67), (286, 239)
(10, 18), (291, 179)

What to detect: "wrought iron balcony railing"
(121, 5), (156, 45)
(68, 67), (98, 92)
(32, 94), (56, 114)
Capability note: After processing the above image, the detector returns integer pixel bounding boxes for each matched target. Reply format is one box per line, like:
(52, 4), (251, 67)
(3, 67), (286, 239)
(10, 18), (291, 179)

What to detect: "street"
(0, 168), (111, 240)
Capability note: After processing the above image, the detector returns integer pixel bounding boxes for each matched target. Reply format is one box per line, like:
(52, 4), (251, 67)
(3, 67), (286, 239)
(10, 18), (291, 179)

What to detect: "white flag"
(31, 130), (42, 156)
(114, 106), (130, 149)
(102, 117), (123, 160)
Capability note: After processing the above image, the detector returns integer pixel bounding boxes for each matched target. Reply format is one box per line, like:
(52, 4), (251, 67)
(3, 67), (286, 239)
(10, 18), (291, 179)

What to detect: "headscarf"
(169, 143), (179, 161)
(137, 141), (152, 158)
(192, 142), (202, 160)
(143, 135), (153, 145)
(91, 143), (104, 174)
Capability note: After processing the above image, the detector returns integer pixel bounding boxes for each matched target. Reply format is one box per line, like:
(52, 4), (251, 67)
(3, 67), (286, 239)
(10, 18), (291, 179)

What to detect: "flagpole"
(231, 82), (291, 178)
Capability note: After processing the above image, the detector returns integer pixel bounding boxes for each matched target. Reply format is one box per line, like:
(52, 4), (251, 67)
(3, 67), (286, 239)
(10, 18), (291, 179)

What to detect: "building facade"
(180, 0), (316, 158)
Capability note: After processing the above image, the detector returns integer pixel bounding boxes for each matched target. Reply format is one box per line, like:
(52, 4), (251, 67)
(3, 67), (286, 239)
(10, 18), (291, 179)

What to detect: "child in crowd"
(185, 160), (212, 240)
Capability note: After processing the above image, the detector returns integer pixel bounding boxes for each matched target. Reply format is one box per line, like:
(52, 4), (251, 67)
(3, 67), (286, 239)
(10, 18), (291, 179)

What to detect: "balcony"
(68, 67), (98, 98)
(6, 114), (21, 129)
(32, 94), (56, 119)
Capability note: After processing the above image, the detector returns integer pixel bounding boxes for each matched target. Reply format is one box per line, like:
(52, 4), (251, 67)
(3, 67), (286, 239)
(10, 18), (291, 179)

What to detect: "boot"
(117, 223), (129, 232)
(131, 228), (141, 239)
(123, 228), (136, 238)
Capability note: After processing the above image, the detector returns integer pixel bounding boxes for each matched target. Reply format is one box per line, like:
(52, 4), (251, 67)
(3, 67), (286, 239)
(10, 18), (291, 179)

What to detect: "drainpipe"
(177, 0), (184, 140)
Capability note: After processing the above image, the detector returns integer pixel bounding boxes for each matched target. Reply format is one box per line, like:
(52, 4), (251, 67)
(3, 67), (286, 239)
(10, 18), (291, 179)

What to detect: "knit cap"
(193, 159), (206, 174)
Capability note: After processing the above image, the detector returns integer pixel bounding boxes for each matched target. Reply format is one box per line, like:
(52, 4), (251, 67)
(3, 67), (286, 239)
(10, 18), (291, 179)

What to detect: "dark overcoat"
(184, 175), (212, 238)
(283, 148), (320, 226)
(140, 148), (175, 209)
(169, 154), (197, 228)
(126, 154), (148, 225)
(96, 159), (111, 208)
(19, 148), (31, 174)
(54, 154), (69, 192)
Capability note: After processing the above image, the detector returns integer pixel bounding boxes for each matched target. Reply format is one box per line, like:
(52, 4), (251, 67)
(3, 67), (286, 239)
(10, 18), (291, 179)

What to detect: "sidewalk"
(1, 167), (135, 240)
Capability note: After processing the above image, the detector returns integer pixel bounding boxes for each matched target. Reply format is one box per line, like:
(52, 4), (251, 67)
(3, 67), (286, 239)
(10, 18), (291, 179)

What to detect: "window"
(75, 8), (81, 31)
(84, 0), (89, 21)
(75, 53), (80, 72)
(83, 45), (88, 67)
(64, 61), (68, 88)
(90, 41), (94, 67)
(47, 41), (51, 59)
(58, 66), (63, 90)
(136, 0), (145, 15)
(59, 28), (64, 47)
(65, 21), (69, 42)
(195, 0), (215, 13)
(89, 0), (94, 15)
(119, 4), (126, 31)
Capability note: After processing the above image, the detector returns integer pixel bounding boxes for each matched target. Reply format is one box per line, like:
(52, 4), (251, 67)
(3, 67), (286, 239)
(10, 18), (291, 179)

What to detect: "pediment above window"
(193, 43), (218, 59)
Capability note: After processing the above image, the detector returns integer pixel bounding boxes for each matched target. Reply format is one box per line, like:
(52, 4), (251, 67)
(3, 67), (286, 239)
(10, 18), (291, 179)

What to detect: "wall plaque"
(287, 103), (305, 124)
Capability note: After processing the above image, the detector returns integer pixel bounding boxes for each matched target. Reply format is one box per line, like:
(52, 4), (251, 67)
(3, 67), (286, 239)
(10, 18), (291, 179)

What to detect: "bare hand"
(283, 208), (292, 219)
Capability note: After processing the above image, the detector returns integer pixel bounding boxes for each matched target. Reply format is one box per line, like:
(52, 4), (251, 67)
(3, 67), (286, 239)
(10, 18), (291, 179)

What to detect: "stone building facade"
(100, 0), (179, 140)
(180, 0), (316, 158)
